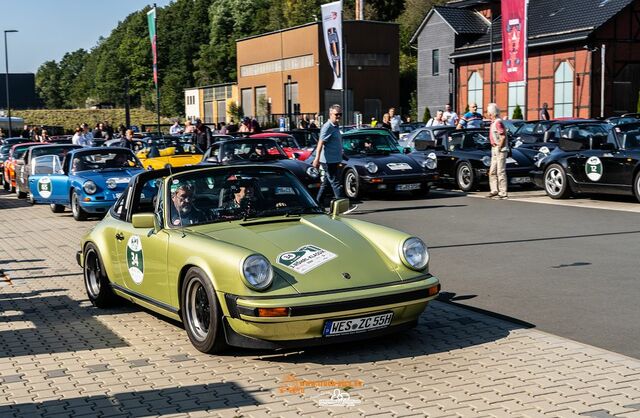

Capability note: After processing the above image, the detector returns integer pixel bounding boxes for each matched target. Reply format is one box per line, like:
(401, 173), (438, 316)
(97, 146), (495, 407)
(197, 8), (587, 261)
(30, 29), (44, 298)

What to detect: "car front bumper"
(359, 172), (439, 192)
(220, 275), (440, 348)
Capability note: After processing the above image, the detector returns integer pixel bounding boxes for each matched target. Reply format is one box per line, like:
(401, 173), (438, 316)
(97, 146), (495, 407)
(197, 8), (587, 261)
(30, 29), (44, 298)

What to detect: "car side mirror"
(132, 213), (156, 229)
(403, 147), (411, 154)
(330, 198), (350, 218)
(543, 131), (555, 142)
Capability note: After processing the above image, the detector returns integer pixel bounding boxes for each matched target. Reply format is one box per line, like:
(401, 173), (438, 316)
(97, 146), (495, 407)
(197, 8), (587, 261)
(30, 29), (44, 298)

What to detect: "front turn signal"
(257, 307), (290, 317)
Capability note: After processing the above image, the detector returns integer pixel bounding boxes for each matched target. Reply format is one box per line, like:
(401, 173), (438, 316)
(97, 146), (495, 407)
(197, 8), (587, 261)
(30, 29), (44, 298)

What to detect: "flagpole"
(523, 0), (529, 120)
(153, 4), (160, 135)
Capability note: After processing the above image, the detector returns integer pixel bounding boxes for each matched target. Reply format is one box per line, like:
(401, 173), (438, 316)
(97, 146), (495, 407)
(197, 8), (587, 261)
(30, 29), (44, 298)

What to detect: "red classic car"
(3, 142), (41, 192)
(248, 133), (312, 161)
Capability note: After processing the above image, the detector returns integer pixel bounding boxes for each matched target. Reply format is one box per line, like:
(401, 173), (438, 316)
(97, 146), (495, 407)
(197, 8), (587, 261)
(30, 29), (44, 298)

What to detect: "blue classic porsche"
(29, 147), (145, 220)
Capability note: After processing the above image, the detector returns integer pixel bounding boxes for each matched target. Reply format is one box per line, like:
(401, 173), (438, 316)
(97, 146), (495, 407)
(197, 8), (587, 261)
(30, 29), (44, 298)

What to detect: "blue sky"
(0, 0), (173, 74)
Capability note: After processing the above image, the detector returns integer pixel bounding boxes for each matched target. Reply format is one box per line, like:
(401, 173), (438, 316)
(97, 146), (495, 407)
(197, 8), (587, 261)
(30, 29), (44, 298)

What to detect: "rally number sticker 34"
(276, 245), (337, 274)
(586, 156), (603, 181)
(126, 235), (144, 284)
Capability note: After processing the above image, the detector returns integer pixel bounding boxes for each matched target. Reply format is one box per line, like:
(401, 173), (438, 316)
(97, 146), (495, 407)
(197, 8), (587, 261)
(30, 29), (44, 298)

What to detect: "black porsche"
(410, 128), (541, 192)
(532, 122), (640, 201)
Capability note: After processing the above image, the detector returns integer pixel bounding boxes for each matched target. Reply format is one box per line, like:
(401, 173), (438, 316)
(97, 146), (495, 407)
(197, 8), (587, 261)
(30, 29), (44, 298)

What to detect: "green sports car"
(77, 165), (440, 353)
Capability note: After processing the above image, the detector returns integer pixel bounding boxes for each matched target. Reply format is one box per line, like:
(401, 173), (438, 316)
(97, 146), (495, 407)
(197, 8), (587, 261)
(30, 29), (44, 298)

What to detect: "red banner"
(501, 0), (526, 82)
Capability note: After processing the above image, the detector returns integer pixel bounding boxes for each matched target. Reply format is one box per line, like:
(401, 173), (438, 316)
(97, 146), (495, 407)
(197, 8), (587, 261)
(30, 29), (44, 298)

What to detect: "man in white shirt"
(426, 110), (447, 127)
(389, 107), (402, 137)
(170, 120), (183, 135)
(443, 104), (459, 127)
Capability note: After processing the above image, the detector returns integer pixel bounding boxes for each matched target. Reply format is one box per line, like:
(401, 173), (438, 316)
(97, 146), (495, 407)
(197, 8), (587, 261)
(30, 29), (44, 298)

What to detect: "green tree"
(422, 106), (431, 123)
(58, 49), (88, 108)
(35, 61), (63, 108)
(408, 90), (417, 121)
(228, 100), (244, 120)
(512, 104), (523, 120)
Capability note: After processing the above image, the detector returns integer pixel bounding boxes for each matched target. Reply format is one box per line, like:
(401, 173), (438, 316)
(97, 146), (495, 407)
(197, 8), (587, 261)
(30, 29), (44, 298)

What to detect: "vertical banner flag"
(147, 7), (158, 86)
(501, 0), (527, 82)
(321, 1), (343, 90)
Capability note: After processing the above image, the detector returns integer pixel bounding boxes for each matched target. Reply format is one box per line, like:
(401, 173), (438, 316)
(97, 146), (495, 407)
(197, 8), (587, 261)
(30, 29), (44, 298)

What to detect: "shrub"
(512, 104), (523, 120)
(422, 107), (431, 123)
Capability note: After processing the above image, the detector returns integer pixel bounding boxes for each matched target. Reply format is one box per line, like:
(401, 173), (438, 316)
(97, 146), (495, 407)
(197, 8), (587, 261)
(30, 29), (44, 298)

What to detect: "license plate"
(323, 312), (394, 337)
(510, 177), (531, 184)
(396, 183), (420, 191)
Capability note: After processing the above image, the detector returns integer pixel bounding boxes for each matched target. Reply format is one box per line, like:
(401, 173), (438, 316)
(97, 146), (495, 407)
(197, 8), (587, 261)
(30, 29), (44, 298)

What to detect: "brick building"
(413, 0), (640, 119)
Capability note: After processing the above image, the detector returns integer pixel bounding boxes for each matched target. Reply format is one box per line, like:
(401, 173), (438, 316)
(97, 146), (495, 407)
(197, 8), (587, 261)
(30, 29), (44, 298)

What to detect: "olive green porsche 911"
(77, 165), (440, 353)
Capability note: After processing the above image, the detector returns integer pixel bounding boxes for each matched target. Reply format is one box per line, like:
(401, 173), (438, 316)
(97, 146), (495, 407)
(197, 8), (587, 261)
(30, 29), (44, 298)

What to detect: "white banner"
(321, 1), (343, 90)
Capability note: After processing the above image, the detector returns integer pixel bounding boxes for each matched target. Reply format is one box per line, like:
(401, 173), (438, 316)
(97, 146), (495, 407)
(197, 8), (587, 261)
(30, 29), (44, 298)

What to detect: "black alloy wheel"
(343, 169), (360, 199)
(71, 190), (88, 221)
(83, 243), (117, 308)
(181, 267), (227, 354)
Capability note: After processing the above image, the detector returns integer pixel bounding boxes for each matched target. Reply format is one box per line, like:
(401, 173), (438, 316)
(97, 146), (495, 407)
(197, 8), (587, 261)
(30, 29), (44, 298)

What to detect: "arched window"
(554, 62), (574, 118)
(467, 72), (483, 114)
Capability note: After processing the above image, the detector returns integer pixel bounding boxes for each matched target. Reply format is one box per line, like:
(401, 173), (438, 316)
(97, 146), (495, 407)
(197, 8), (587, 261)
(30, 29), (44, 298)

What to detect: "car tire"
(544, 164), (571, 199)
(26, 191), (35, 205)
(634, 171), (640, 203)
(16, 182), (27, 198)
(411, 184), (430, 198)
(71, 190), (88, 221)
(343, 169), (360, 199)
(50, 203), (65, 213)
(83, 243), (117, 308)
(181, 267), (227, 354)
(456, 162), (475, 192)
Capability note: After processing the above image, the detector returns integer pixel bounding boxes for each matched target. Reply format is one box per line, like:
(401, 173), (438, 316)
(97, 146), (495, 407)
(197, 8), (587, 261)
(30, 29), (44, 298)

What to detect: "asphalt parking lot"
(2, 189), (640, 417)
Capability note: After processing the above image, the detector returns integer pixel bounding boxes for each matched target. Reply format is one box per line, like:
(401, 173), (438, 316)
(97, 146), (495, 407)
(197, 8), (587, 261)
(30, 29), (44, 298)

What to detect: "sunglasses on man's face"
(332, 113), (342, 116)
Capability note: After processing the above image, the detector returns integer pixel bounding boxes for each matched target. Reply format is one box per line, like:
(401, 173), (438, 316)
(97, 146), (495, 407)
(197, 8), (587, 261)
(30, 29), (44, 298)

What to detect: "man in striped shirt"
(456, 102), (483, 129)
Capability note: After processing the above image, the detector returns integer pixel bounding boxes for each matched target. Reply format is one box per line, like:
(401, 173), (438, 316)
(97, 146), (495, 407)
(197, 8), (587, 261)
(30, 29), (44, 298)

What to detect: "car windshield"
(502, 120), (524, 133)
(138, 139), (202, 156)
(32, 145), (78, 161)
(399, 124), (420, 133)
(217, 139), (288, 162)
(72, 149), (142, 172)
(167, 167), (322, 227)
(13, 145), (32, 159)
(343, 133), (400, 155)
(614, 124), (640, 148)
(264, 135), (300, 149)
(464, 131), (491, 149)
(560, 124), (609, 139)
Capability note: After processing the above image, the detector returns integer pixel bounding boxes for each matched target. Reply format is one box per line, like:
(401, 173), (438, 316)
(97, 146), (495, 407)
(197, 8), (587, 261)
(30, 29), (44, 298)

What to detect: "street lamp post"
(4, 30), (18, 138)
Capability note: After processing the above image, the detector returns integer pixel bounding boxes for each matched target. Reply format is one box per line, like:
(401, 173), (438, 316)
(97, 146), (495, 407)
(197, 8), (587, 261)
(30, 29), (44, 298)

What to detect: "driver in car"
(170, 183), (207, 226)
(363, 139), (374, 152)
(223, 178), (259, 211)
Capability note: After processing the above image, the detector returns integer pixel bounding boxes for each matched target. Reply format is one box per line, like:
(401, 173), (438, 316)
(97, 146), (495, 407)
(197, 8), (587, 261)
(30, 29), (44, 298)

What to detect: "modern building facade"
(236, 20), (400, 124)
(413, 0), (640, 119)
(183, 82), (238, 124)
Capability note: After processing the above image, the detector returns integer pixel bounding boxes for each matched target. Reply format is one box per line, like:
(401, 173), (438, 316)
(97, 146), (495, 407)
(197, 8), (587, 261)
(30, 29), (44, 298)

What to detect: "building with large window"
(184, 83), (238, 124)
(412, 0), (640, 119)
(236, 20), (399, 124)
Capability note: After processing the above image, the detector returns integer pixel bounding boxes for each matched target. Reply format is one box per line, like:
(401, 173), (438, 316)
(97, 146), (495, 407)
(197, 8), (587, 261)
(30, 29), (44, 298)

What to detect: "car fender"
(81, 221), (121, 285)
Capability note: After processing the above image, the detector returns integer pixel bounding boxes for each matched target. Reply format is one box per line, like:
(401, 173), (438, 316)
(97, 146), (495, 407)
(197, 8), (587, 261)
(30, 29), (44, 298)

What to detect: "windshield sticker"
(126, 235), (144, 284)
(277, 245), (337, 274)
(275, 186), (295, 195)
(37, 177), (52, 198)
(386, 163), (412, 171)
(586, 156), (603, 181)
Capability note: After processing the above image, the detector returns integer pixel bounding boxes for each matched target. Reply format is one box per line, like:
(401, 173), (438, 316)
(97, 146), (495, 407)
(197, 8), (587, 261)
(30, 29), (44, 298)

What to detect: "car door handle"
(115, 233), (125, 241)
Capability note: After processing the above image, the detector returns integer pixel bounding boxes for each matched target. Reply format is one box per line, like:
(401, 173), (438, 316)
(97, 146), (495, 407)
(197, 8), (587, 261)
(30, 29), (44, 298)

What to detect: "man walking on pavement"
(312, 104), (356, 212)
(389, 107), (402, 138)
(487, 103), (508, 199)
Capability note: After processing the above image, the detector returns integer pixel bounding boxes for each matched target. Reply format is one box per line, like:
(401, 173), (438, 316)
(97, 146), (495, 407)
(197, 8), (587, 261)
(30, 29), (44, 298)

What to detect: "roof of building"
(410, 6), (488, 43)
(237, 20), (398, 43)
(412, 0), (635, 57)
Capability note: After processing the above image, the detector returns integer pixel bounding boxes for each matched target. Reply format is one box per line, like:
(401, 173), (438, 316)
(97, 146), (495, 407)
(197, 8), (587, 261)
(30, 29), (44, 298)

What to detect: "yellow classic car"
(135, 137), (203, 170)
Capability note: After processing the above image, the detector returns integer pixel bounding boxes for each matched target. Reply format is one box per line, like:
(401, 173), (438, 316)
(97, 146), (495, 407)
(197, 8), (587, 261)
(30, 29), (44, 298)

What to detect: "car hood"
(76, 168), (144, 186)
(192, 215), (403, 293)
(349, 153), (423, 175)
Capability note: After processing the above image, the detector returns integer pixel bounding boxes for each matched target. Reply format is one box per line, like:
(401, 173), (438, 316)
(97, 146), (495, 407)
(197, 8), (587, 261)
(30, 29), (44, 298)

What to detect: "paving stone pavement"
(1, 192), (640, 417)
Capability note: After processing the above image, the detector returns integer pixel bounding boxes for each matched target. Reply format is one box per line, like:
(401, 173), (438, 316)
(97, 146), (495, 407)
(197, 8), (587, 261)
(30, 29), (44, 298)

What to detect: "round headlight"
(534, 152), (546, 162)
(83, 180), (97, 195)
(106, 178), (117, 189)
(365, 162), (378, 173)
(242, 255), (274, 290)
(306, 166), (319, 178)
(539, 146), (550, 155)
(481, 156), (491, 167)
(401, 237), (429, 271)
(422, 158), (437, 170)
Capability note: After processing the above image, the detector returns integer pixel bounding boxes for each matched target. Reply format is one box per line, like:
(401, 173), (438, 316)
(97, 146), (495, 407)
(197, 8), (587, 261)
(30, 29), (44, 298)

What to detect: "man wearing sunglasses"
(312, 104), (346, 204)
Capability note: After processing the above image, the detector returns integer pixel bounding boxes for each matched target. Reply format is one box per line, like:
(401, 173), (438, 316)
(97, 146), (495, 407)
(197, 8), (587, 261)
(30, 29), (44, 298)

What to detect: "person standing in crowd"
(40, 130), (50, 142)
(312, 104), (346, 205)
(93, 123), (105, 141)
(457, 102), (483, 129)
(487, 103), (508, 199)
(238, 117), (251, 133)
(426, 110), (447, 127)
(443, 103), (459, 127)
(170, 120), (183, 135)
(103, 121), (114, 140)
(380, 113), (392, 129)
(194, 119), (211, 150)
(250, 118), (261, 133)
(184, 120), (195, 134)
(540, 103), (550, 120)
(116, 129), (136, 149)
(72, 127), (83, 145)
(370, 117), (378, 127)
(20, 124), (30, 139)
(226, 119), (239, 134)
(389, 107), (402, 137)
(0, 128), (4, 140)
